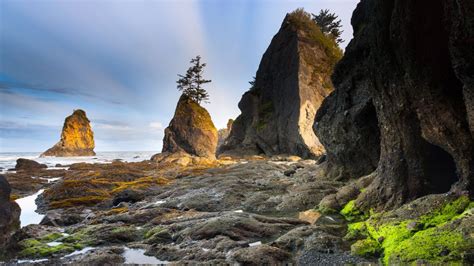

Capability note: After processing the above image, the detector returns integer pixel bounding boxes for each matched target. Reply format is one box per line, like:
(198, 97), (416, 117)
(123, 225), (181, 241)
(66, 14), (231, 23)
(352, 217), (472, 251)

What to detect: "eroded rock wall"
(315, 0), (473, 210)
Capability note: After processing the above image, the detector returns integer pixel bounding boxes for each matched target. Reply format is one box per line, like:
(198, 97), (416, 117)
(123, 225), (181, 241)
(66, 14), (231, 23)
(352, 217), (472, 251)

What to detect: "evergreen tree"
(177, 55), (211, 104)
(312, 9), (343, 44)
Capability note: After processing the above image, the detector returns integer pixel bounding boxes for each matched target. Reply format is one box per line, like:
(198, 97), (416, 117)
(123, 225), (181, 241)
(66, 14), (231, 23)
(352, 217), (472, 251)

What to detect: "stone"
(298, 210), (321, 225)
(112, 189), (145, 206)
(15, 158), (47, 171)
(0, 175), (21, 255)
(220, 9), (342, 159)
(229, 244), (291, 265)
(160, 94), (218, 159)
(314, 0), (474, 209)
(41, 109), (95, 157)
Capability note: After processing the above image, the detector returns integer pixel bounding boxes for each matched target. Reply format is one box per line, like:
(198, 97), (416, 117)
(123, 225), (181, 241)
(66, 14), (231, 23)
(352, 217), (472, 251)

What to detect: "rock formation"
(0, 175), (21, 256)
(219, 9), (342, 159)
(15, 158), (47, 171)
(159, 94), (218, 159)
(314, 0), (473, 210)
(41, 109), (95, 157)
(217, 119), (233, 151)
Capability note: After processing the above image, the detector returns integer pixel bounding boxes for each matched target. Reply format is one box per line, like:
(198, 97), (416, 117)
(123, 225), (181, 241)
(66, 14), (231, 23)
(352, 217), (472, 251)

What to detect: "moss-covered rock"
(348, 194), (474, 265)
(350, 238), (382, 258)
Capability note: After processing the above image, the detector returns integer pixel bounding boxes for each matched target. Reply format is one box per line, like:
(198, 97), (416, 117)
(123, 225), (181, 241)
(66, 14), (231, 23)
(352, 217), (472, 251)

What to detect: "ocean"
(0, 151), (158, 174)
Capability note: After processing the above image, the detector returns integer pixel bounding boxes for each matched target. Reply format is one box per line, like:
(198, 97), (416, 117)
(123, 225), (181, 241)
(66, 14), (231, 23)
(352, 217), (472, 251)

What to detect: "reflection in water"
(123, 247), (169, 264)
(15, 189), (45, 227)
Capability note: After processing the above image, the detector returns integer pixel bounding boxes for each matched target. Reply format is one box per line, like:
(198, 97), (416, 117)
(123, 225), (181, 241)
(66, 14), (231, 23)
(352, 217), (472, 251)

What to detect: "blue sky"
(0, 0), (359, 152)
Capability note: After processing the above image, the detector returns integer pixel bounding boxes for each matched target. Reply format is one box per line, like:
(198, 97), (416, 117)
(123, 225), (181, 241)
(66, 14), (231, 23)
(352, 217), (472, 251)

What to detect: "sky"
(0, 0), (359, 152)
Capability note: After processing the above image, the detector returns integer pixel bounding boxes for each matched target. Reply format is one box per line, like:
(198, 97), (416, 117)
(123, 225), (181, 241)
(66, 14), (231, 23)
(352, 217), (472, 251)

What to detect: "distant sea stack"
(219, 9), (342, 158)
(217, 119), (234, 151)
(160, 94), (218, 159)
(314, 0), (473, 210)
(41, 109), (95, 157)
(0, 175), (20, 255)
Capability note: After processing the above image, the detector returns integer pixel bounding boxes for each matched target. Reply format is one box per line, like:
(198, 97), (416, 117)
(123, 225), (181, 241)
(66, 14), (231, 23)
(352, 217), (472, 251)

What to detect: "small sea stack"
(154, 94), (218, 161)
(41, 109), (95, 157)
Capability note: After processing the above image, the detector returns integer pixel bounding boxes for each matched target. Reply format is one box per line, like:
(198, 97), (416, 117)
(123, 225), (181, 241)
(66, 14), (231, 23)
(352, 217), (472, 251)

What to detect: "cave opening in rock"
(424, 143), (458, 194)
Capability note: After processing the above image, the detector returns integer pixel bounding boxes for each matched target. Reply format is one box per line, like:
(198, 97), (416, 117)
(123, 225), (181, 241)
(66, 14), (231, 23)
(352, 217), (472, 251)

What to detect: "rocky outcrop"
(0, 175), (21, 256)
(220, 10), (341, 159)
(217, 119), (233, 151)
(314, 0), (473, 210)
(15, 158), (47, 171)
(159, 95), (218, 159)
(41, 109), (95, 157)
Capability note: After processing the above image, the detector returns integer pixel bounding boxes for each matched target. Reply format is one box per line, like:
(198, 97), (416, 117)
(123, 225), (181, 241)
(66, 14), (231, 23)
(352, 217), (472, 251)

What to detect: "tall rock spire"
(219, 9), (342, 158)
(41, 109), (95, 157)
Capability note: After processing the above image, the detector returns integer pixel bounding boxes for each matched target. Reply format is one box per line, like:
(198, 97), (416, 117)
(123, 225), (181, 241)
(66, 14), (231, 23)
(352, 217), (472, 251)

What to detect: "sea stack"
(159, 94), (218, 160)
(0, 175), (21, 255)
(219, 9), (342, 159)
(314, 0), (473, 210)
(41, 109), (95, 157)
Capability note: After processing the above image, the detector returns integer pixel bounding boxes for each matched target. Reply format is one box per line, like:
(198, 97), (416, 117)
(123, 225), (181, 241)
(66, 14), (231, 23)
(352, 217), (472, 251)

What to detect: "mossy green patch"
(351, 196), (474, 265)
(387, 226), (469, 264)
(18, 237), (76, 258)
(340, 200), (368, 222)
(351, 238), (382, 257)
(420, 195), (470, 229)
(344, 221), (368, 241)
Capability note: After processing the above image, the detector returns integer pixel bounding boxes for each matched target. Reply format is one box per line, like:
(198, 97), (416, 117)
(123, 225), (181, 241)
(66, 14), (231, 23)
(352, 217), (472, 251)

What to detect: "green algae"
(351, 238), (382, 257)
(346, 196), (473, 265)
(420, 195), (470, 229)
(340, 200), (368, 222)
(387, 226), (469, 264)
(18, 238), (76, 258)
(344, 221), (368, 241)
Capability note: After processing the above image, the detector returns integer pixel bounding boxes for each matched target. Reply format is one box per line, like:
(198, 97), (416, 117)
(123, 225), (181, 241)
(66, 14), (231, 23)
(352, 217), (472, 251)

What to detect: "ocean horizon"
(0, 151), (158, 173)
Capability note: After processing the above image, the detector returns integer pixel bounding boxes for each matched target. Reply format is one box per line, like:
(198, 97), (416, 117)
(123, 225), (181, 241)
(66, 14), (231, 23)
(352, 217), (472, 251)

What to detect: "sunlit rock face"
(219, 11), (341, 159)
(315, 0), (474, 210)
(41, 109), (95, 157)
(160, 95), (218, 159)
(0, 175), (20, 255)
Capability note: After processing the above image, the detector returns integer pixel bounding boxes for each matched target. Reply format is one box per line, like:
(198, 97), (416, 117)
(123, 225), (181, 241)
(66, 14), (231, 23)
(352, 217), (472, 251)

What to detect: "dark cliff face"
(162, 94), (218, 159)
(315, 0), (473, 210)
(220, 10), (341, 159)
(0, 175), (20, 256)
(41, 109), (96, 157)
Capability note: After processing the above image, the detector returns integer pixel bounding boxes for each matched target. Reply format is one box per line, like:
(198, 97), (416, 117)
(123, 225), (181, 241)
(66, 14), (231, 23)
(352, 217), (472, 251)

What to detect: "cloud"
(149, 122), (164, 131)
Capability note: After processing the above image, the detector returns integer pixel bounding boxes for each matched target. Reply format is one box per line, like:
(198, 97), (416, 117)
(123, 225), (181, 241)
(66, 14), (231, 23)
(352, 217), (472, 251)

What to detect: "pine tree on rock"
(312, 9), (343, 44)
(177, 55), (212, 104)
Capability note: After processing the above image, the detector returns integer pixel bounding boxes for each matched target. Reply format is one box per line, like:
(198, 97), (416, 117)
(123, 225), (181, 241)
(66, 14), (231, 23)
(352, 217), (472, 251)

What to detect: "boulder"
(41, 109), (95, 157)
(0, 175), (21, 255)
(314, 0), (474, 209)
(15, 158), (47, 171)
(160, 94), (218, 159)
(219, 9), (341, 159)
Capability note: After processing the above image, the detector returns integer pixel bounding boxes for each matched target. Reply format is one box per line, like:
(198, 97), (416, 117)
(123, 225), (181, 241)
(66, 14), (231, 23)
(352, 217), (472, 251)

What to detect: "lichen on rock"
(41, 109), (95, 157)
